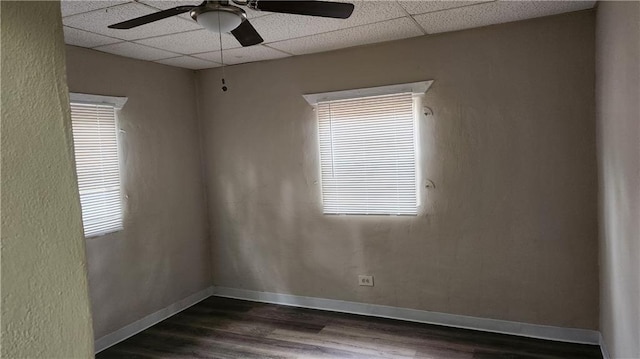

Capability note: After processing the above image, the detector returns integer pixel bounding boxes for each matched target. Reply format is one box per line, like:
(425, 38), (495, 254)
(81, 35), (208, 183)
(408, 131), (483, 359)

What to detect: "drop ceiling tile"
(141, 0), (272, 19)
(135, 29), (240, 54)
(155, 56), (220, 69)
(63, 26), (122, 47)
(61, 0), (129, 17)
(63, 2), (201, 41)
(250, 0), (407, 43)
(141, 0), (198, 9)
(413, 0), (595, 34)
(94, 41), (180, 60)
(268, 17), (423, 56)
(398, 0), (494, 15)
(192, 45), (290, 65)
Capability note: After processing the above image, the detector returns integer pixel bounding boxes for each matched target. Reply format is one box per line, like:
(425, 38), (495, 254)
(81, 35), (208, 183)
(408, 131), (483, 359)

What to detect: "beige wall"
(596, 1), (640, 357)
(64, 46), (211, 339)
(198, 11), (599, 330)
(1, 2), (95, 357)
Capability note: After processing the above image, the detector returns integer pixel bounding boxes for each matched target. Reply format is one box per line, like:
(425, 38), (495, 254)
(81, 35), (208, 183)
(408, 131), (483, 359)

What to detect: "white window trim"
(302, 80), (433, 106)
(309, 81), (433, 216)
(69, 92), (128, 238)
(70, 93), (128, 109)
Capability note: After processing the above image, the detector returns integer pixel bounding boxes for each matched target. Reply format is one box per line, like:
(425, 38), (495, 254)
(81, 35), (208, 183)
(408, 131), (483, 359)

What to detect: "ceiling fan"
(108, 0), (356, 47)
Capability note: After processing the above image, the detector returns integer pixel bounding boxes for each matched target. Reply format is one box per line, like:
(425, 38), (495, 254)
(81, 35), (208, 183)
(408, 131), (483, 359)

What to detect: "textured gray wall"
(1, 2), (94, 357)
(198, 11), (598, 330)
(65, 45), (212, 339)
(596, 1), (640, 357)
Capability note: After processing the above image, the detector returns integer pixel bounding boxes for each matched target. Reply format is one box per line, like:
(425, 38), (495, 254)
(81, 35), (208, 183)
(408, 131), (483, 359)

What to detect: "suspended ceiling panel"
(193, 45), (291, 65)
(62, 0), (595, 70)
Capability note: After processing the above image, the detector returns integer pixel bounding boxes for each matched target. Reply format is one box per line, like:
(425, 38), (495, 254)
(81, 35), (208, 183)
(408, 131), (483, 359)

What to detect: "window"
(316, 89), (422, 215)
(69, 94), (126, 237)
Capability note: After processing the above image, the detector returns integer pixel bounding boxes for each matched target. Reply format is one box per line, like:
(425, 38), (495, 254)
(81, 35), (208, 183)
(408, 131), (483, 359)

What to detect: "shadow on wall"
(202, 23), (598, 327)
(207, 90), (419, 304)
(206, 83), (531, 311)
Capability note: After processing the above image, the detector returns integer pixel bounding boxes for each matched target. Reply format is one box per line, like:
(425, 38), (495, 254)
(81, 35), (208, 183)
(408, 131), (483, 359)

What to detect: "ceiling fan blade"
(252, 1), (354, 19)
(108, 6), (196, 29)
(231, 20), (264, 46)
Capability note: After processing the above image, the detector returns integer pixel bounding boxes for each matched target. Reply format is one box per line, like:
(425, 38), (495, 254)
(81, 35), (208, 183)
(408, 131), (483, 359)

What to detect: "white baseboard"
(94, 286), (214, 353)
(599, 333), (611, 359)
(211, 286), (601, 346)
(94, 285), (603, 354)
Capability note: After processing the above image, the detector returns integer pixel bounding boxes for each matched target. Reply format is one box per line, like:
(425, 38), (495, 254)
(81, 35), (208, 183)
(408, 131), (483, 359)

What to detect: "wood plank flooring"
(96, 296), (602, 359)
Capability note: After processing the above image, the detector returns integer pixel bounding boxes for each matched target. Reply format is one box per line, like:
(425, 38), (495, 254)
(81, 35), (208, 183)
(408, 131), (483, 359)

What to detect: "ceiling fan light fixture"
(196, 10), (243, 33)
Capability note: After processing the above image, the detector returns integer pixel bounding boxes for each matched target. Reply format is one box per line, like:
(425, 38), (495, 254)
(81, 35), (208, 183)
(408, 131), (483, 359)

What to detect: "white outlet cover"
(358, 275), (374, 287)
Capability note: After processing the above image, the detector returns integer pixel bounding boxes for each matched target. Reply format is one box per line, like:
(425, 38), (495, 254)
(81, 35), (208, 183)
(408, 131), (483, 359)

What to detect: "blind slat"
(318, 92), (418, 216)
(70, 102), (123, 237)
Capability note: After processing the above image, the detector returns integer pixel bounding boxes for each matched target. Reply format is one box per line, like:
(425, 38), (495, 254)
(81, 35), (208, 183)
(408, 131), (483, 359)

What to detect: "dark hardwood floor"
(96, 296), (602, 359)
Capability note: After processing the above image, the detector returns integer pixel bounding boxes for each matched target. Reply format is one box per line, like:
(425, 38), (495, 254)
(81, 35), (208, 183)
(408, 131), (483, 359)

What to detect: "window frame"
(69, 92), (127, 238)
(305, 81), (433, 216)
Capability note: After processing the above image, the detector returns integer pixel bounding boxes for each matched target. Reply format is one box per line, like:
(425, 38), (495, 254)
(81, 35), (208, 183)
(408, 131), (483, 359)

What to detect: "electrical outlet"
(358, 275), (374, 287)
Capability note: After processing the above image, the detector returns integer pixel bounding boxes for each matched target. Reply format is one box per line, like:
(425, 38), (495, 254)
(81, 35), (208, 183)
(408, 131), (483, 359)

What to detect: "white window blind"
(318, 92), (418, 215)
(70, 102), (123, 237)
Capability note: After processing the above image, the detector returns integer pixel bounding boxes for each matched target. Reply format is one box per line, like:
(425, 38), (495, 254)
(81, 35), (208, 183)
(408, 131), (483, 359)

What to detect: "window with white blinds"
(317, 92), (418, 215)
(70, 102), (123, 237)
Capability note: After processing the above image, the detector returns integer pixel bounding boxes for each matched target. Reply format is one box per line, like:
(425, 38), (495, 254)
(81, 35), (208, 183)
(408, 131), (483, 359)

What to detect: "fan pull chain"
(217, 11), (227, 92)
